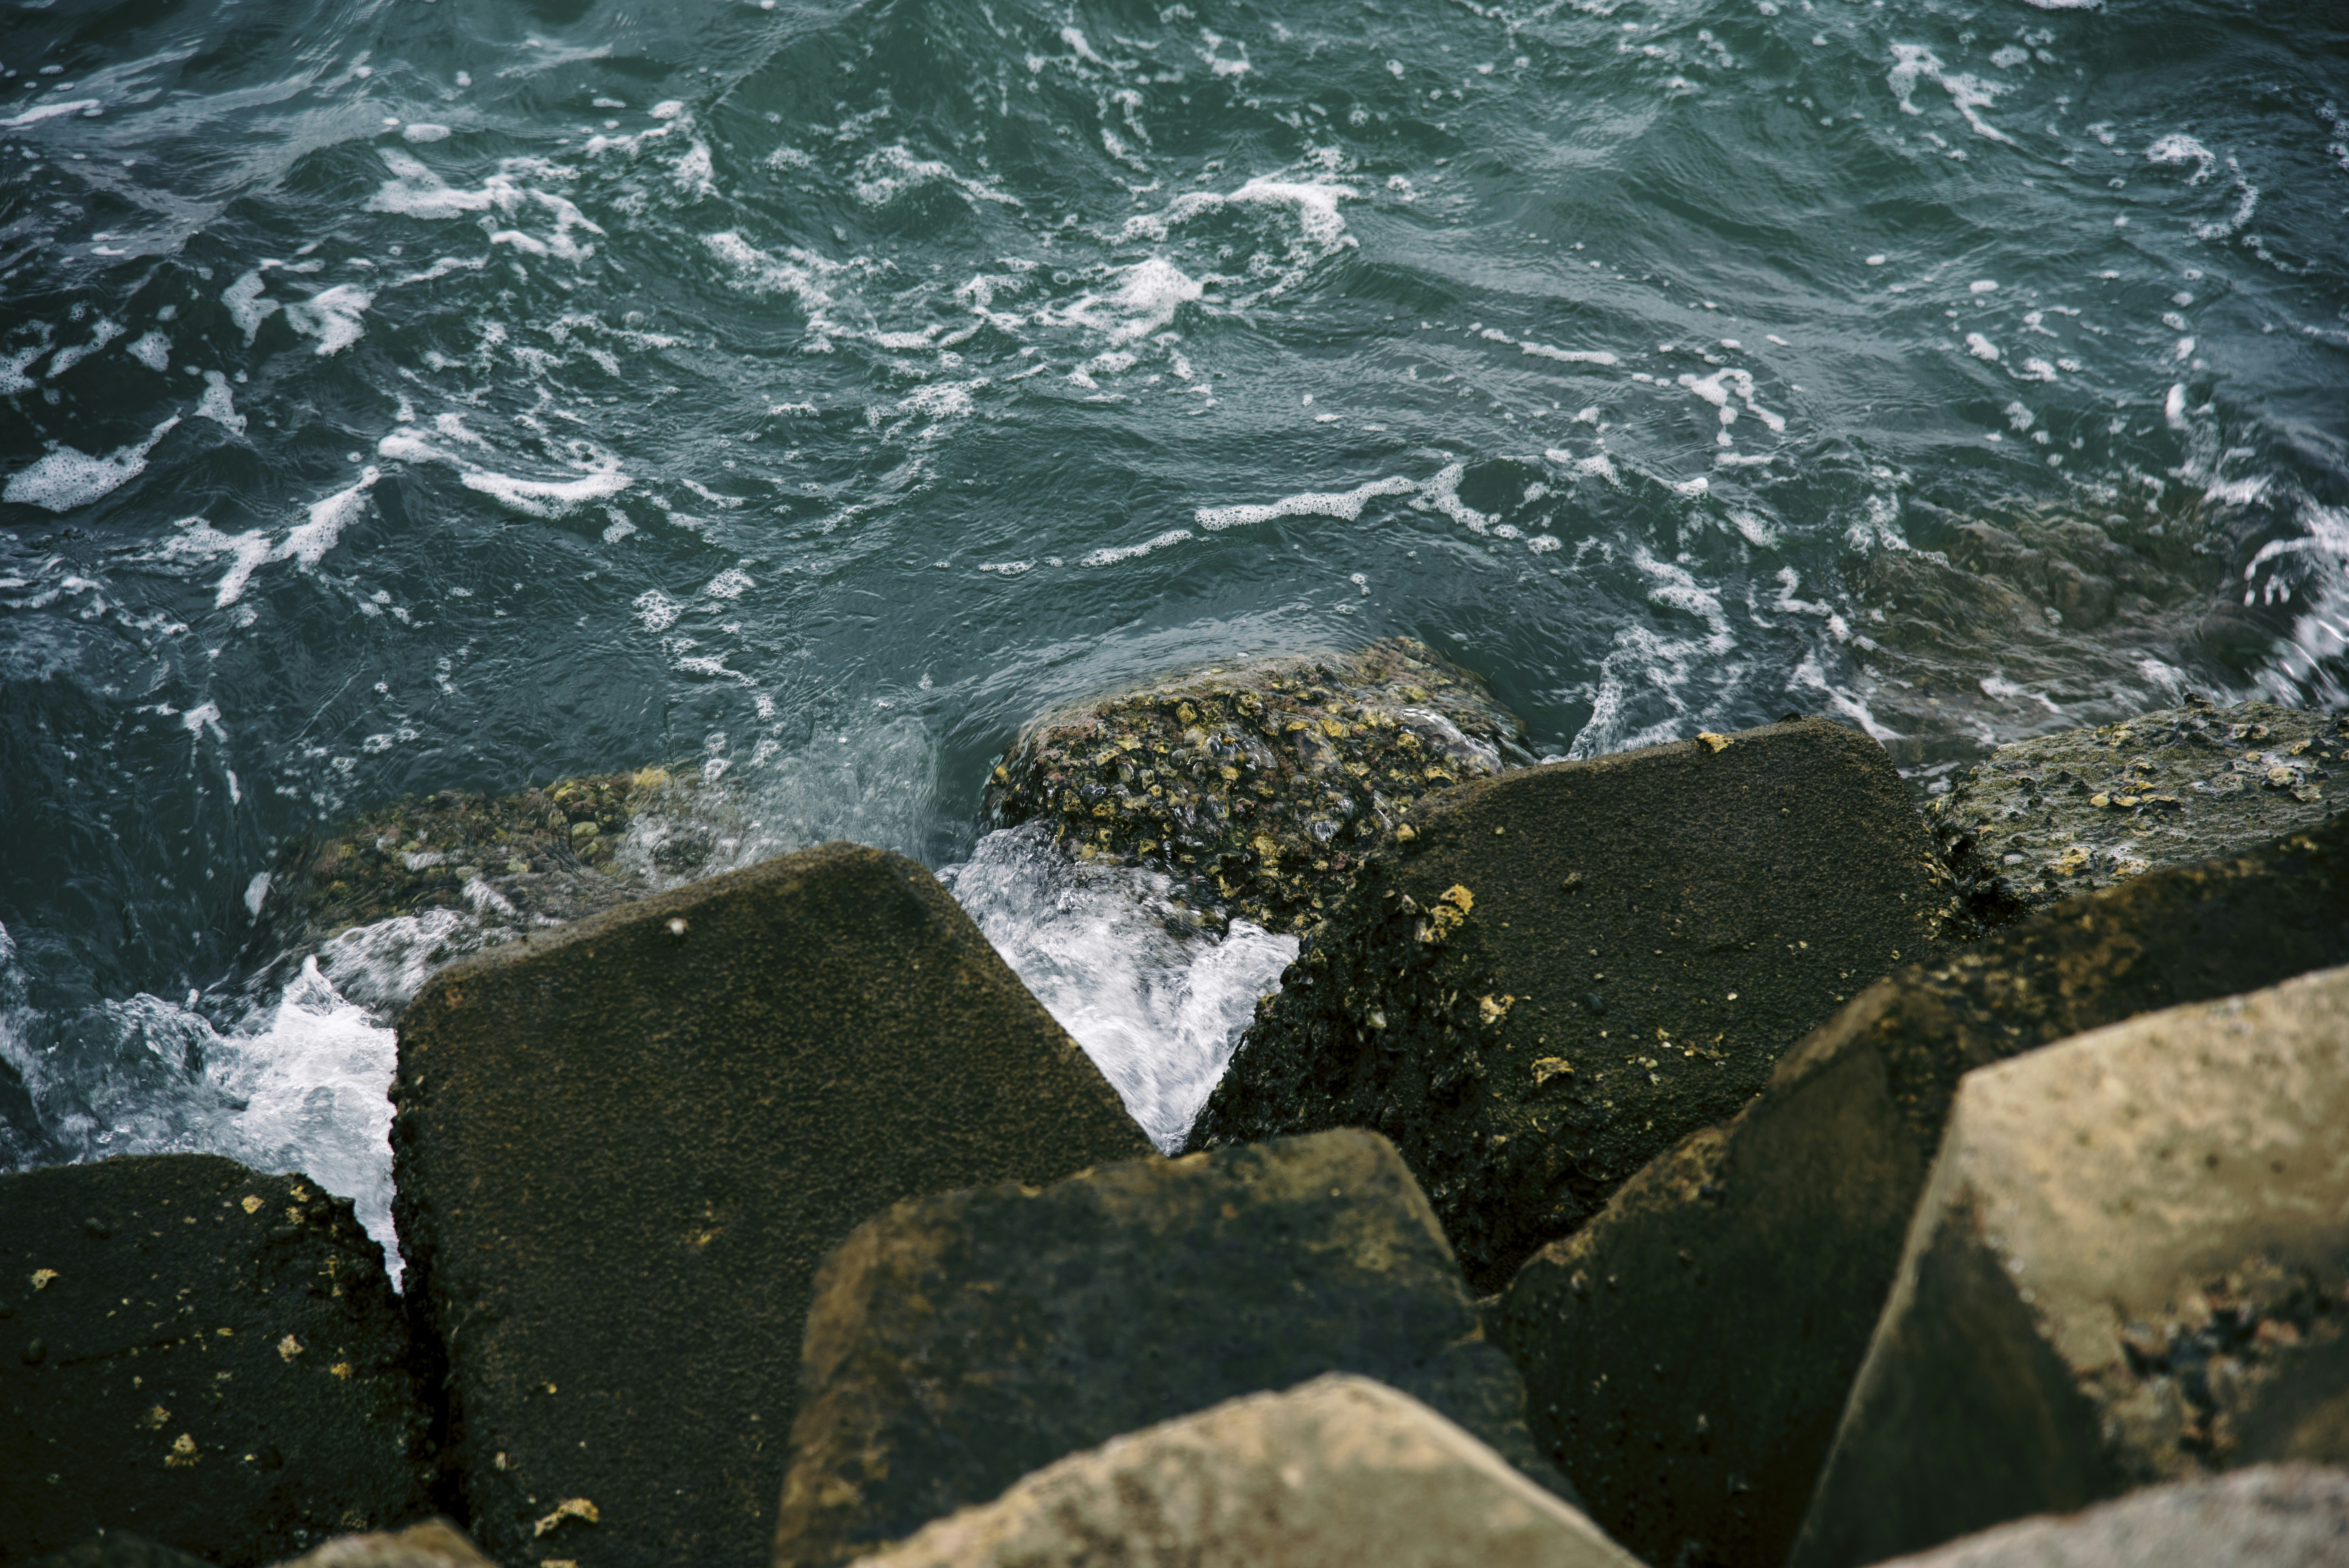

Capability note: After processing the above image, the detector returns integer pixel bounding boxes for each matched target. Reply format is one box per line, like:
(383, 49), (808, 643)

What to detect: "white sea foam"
(278, 469), (379, 567)
(223, 269), (279, 344)
(47, 318), (124, 378)
(126, 330), (171, 371)
(159, 516), (274, 606)
(194, 370), (245, 435)
(1196, 475), (1415, 530)
(1082, 529), (1193, 567)
(2, 417), (180, 512)
(461, 463), (631, 518)
(1888, 45), (2015, 145)
(1, 99), (101, 128)
(940, 821), (1297, 1152)
(284, 284), (374, 356)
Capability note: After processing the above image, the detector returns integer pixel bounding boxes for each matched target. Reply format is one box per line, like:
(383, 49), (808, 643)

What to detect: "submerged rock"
(0, 1155), (433, 1567)
(1188, 716), (1957, 1290)
(984, 637), (1533, 934)
(844, 1375), (1643, 1568)
(1926, 697), (2346, 927)
(1838, 495), (2244, 764)
(392, 842), (1150, 1568)
(1493, 813), (2349, 1568)
(257, 766), (687, 965)
(1789, 964), (2349, 1568)
(776, 1128), (1570, 1568)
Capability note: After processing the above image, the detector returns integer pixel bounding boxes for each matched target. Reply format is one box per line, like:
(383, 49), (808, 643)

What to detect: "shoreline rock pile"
(984, 636), (1533, 933)
(7, 680), (2346, 1568)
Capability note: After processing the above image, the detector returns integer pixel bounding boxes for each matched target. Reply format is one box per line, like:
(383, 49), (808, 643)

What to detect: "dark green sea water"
(3, 0), (2344, 1251)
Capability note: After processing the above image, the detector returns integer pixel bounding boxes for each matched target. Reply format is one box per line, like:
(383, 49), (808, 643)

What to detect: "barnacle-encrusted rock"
(983, 638), (1533, 934)
(257, 767), (709, 969)
(1189, 717), (1957, 1293)
(1789, 964), (2349, 1568)
(1925, 698), (2345, 927)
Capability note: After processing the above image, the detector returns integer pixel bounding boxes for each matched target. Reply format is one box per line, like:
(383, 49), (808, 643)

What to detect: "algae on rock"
(984, 637), (1533, 934)
(1926, 697), (2345, 927)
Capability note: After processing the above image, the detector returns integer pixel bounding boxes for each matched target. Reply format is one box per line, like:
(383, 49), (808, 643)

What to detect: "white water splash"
(940, 821), (1297, 1152)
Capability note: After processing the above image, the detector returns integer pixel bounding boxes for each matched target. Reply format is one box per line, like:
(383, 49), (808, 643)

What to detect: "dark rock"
(1788, 965), (2349, 1568)
(844, 1374), (1643, 1568)
(1492, 813), (2349, 1568)
(1188, 716), (1959, 1290)
(774, 1129), (1572, 1568)
(0, 1155), (432, 1567)
(13, 1533), (219, 1568)
(1853, 1463), (2349, 1568)
(390, 842), (1153, 1568)
(1926, 698), (2345, 928)
(984, 637), (1533, 935)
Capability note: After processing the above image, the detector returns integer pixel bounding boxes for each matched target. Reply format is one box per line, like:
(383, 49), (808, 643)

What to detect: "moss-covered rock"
(1925, 698), (2345, 927)
(983, 638), (1533, 934)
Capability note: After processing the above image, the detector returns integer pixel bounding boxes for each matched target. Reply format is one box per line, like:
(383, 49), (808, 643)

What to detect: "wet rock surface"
(775, 1130), (1570, 1568)
(1862, 1463), (2349, 1568)
(0, 1154), (433, 1568)
(983, 637), (1533, 935)
(842, 1374), (1642, 1568)
(391, 842), (1150, 1568)
(1494, 812), (2349, 1568)
(257, 767), (690, 973)
(1926, 698), (2345, 927)
(1789, 965), (2349, 1568)
(1188, 717), (1957, 1291)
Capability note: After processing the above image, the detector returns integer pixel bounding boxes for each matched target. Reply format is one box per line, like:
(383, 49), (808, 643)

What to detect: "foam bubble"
(0, 99), (101, 128)
(1081, 528), (1192, 567)
(2, 417), (180, 513)
(278, 469), (379, 567)
(402, 123), (452, 143)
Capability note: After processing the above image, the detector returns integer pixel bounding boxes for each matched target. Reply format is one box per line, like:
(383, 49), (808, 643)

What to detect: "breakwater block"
(841, 1374), (1642, 1568)
(773, 1129), (1567, 1568)
(1847, 1463), (2349, 1568)
(1188, 715), (1959, 1290)
(1788, 964), (2349, 1568)
(390, 841), (1152, 1568)
(0, 1154), (432, 1567)
(1494, 812), (2349, 1568)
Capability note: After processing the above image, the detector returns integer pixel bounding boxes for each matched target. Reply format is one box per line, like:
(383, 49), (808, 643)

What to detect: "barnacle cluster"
(985, 638), (1532, 933)
(263, 766), (692, 952)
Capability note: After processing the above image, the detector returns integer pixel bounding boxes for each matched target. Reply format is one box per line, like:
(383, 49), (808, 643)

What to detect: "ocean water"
(3, 0), (2345, 1269)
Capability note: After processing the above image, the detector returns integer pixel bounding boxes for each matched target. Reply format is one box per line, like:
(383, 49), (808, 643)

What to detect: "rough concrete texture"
(391, 842), (1153, 1568)
(1925, 698), (2344, 927)
(840, 1374), (1643, 1568)
(1188, 716), (1958, 1290)
(1863, 1463), (2349, 1568)
(775, 1130), (1570, 1568)
(1493, 812), (2349, 1568)
(0, 1155), (432, 1567)
(984, 637), (1533, 935)
(264, 1520), (495, 1568)
(1789, 964), (2349, 1568)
